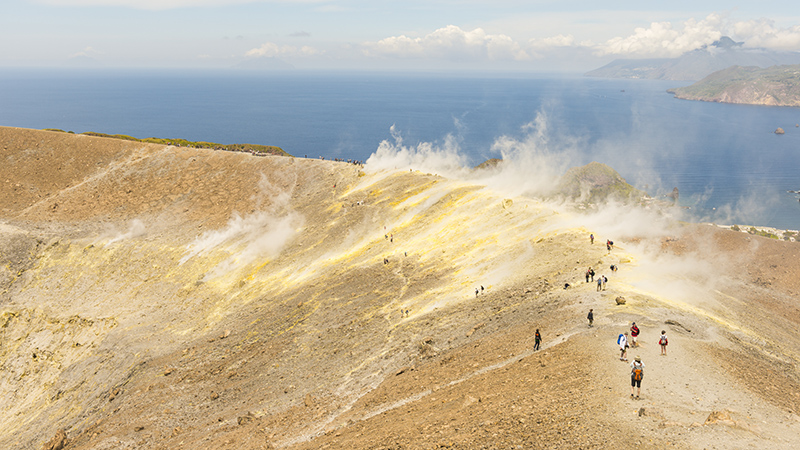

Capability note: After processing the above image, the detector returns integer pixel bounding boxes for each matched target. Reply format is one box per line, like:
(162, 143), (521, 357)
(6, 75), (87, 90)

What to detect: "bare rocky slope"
(668, 64), (800, 107)
(1, 127), (800, 450)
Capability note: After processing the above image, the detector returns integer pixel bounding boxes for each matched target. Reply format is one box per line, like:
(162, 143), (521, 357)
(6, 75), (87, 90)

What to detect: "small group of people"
(619, 324), (670, 399)
(619, 324), (667, 358)
(588, 233), (614, 252)
(586, 265), (617, 290)
(474, 285), (485, 297)
(582, 309), (673, 399)
(596, 275), (608, 291)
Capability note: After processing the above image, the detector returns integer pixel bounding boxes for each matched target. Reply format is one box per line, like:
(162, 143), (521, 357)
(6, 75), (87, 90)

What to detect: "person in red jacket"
(630, 322), (639, 347)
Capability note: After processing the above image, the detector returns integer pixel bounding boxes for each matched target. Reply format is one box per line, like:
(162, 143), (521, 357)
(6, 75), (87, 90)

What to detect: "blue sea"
(1, 68), (799, 230)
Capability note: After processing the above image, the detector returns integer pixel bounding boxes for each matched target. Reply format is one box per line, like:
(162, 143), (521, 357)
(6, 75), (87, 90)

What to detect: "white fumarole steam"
(180, 180), (304, 280)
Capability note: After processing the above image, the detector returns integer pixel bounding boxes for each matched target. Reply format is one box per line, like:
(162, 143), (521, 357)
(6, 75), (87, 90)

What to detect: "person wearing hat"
(630, 356), (644, 399)
(618, 331), (629, 361)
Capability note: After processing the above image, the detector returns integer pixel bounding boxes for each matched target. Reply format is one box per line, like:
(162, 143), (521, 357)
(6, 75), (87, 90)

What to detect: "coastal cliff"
(668, 64), (800, 106)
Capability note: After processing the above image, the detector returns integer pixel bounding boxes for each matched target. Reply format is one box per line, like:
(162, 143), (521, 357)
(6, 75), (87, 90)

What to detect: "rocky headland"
(667, 64), (800, 107)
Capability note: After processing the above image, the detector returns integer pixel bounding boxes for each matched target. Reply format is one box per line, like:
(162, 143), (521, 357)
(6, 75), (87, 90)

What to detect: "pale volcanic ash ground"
(1, 126), (799, 450)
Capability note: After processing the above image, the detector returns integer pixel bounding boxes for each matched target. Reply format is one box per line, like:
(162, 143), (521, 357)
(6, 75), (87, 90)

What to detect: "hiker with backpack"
(618, 332), (629, 361)
(630, 356), (644, 399)
(659, 330), (668, 355)
(587, 309), (594, 327)
(534, 328), (542, 351)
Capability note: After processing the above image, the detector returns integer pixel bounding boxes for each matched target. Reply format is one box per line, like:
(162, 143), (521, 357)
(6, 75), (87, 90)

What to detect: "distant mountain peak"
(586, 36), (800, 81)
(709, 36), (744, 49)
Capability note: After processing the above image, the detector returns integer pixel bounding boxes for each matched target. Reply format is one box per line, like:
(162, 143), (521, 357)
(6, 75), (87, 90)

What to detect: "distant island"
(666, 64), (800, 107)
(585, 37), (800, 81)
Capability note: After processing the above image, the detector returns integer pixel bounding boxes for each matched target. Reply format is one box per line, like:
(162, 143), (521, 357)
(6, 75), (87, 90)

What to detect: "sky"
(3, 1), (800, 72)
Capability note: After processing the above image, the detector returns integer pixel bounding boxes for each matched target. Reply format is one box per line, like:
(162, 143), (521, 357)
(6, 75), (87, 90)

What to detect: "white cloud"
(595, 14), (724, 58)
(362, 25), (530, 61)
(245, 42), (322, 57)
(733, 19), (800, 50)
(69, 46), (102, 58)
(529, 34), (575, 50)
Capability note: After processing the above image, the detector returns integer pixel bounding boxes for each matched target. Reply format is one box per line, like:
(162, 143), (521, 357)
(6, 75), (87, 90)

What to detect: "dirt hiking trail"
(1, 127), (799, 449)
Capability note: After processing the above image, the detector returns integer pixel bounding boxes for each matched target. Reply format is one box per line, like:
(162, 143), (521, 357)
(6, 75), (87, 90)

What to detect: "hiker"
(475, 288), (479, 298)
(659, 330), (668, 355)
(630, 322), (639, 347)
(534, 329), (542, 351)
(618, 331), (629, 361)
(606, 240), (612, 251)
(630, 356), (644, 399)
(602, 275), (608, 290)
(587, 309), (594, 327)
(590, 267), (595, 282)
(610, 264), (617, 273)
(481, 285), (484, 294)
(596, 277), (602, 291)
(590, 233), (594, 244)
(586, 267), (591, 283)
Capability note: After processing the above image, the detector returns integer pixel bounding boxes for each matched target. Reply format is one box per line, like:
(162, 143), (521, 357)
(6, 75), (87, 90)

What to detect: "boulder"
(705, 410), (733, 425)
(615, 296), (626, 305)
(40, 429), (68, 450)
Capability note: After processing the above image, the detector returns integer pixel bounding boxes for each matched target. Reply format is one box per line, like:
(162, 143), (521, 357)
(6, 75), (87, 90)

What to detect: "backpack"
(659, 335), (667, 345)
(632, 362), (643, 381)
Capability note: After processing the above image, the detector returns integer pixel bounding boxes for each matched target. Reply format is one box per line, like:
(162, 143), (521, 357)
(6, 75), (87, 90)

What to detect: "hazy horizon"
(4, 1), (800, 72)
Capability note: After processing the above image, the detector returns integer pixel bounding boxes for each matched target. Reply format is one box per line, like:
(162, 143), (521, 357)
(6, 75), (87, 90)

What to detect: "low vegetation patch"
(45, 129), (289, 156)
